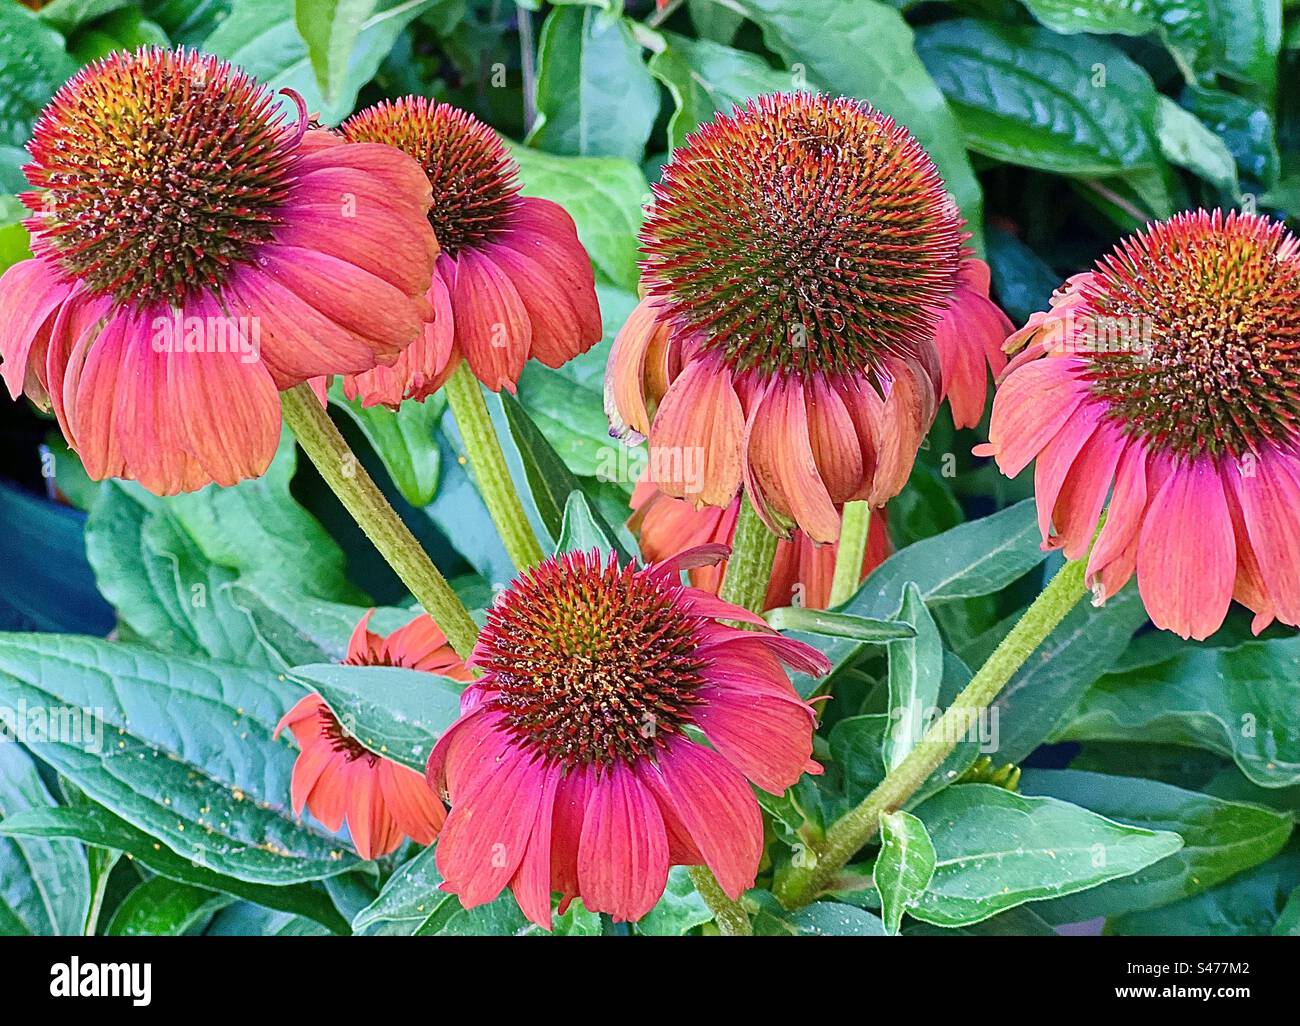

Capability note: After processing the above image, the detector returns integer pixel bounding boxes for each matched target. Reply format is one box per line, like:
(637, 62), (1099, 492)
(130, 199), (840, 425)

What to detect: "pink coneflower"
(275, 611), (471, 861)
(606, 93), (966, 543)
(338, 97), (602, 404)
(629, 477), (892, 610)
(0, 48), (438, 495)
(979, 210), (1300, 640)
(426, 547), (829, 928)
(935, 257), (1013, 428)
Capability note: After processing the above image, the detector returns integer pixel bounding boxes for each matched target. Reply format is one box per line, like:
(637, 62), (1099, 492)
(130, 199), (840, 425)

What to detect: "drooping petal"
(447, 249), (531, 392)
(986, 358), (1090, 478)
(636, 739), (763, 900)
(1225, 452), (1300, 627)
(693, 680), (818, 793)
(436, 746), (548, 909)
(605, 298), (668, 440)
(648, 353), (743, 507)
(1137, 456), (1236, 640)
(576, 764), (670, 923)
(744, 375), (840, 542)
(0, 257), (73, 400)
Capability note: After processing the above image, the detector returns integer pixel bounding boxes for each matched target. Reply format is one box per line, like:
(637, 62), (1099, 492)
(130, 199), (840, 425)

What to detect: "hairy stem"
(280, 383), (479, 659)
(776, 554), (1090, 908)
(828, 501), (871, 607)
(444, 362), (546, 573)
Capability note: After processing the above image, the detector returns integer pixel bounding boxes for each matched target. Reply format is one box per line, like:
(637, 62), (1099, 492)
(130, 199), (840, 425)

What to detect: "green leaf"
(0, 633), (360, 884)
(517, 357), (635, 482)
(85, 439), (364, 669)
(719, 0), (983, 238)
(916, 19), (1162, 176)
(797, 501), (1046, 688)
(66, 7), (170, 64)
(500, 391), (630, 560)
(763, 607), (916, 644)
(1019, 0), (1156, 37)
(0, 744), (89, 936)
(528, 5), (659, 161)
(883, 584), (944, 771)
(1020, 769), (1293, 922)
(910, 784), (1183, 927)
(329, 382), (444, 507)
(1108, 841), (1300, 936)
(204, 0), (434, 125)
(554, 491), (624, 560)
(352, 844), (600, 935)
(988, 584), (1148, 766)
(648, 31), (803, 150)
(105, 877), (230, 936)
(37, 0), (134, 32)
(1182, 84), (1281, 190)
(508, 143), (648, 291)
(289, 663), (465, 774)
(296, 0), (377, 103)
(1058, 635), (1300, 788)
(1156, 95), (1240, 194)
(634, 867), (714, 935)
(0, 3), (78, 150)
(748, 891), (887, 935)
(1273, 886), (1300, 935)
(0, 803), (349, 932)
(874, 810), (936, 935)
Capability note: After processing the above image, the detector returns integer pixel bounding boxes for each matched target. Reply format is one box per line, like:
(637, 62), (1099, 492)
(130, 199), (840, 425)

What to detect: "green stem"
(828, 501), (871, 607)
(686, 494), (779, 935)
(719, 495), (780, 610)
(776, 553), (1090, 908)
(444, 362), (546, 573)
(280, 383), (479, 660)
(689, 866), (752, 936)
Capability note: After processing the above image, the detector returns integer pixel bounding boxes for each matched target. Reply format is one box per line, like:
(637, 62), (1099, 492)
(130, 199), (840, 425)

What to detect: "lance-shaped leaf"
(0, 633), (359, 885)
(875, 810), (937, 935)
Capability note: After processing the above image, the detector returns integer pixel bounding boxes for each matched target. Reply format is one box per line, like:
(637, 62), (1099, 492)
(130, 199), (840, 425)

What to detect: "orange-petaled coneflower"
(629, 476), (891, 610)
(979, 210), (1300, 640)
(0, 48), (438, 494)
(275, 611), (471, 861)
(607, 93), (968, 543)
(338, 97), (602, 403)
(427, 547), (828, 928)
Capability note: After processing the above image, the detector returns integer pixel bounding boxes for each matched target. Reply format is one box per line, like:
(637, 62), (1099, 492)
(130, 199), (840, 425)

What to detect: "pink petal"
(447, 249), (531, 392)
(1225, 452), (1300, 627)
(693, 682), (818, 793)
(987, 358), (1089, 478)
(0, 258), (72, 400)
(636, 739), (762, 900)
(577, 764), (669, 923)
(1137, 456), (1236, 640)
(508, 764), (563, 929)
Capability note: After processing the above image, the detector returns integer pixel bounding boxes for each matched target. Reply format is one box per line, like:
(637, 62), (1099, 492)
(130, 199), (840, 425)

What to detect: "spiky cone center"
(343, 97), (521, 258)
(316, 706), (379, 766)
(23, 47), (300, 308)
(1079, 210), (1300, 459)
(475, 551), (709, 769)
(640, 92), (963, 379)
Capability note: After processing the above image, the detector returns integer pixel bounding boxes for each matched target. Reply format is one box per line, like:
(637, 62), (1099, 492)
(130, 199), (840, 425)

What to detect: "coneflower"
(276, 612), (470, 861)
(606, 93), (977, 543)
(980, 210), (1300, 640)
(0, 48), (437, 494)
(339, 97), (602, 403)
(427, 547), (828, 928)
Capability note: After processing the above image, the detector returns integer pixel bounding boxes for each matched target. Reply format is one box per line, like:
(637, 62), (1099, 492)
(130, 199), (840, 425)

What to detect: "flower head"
(275, 611), (470, 861)
(981, 210), (1300, 639)
(629, 477), (891, 610)
(427, 547), (829, 927)
(339, 97), (602, 402)
(607, 93), (965, 542)
(0, 47), (438, 494)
